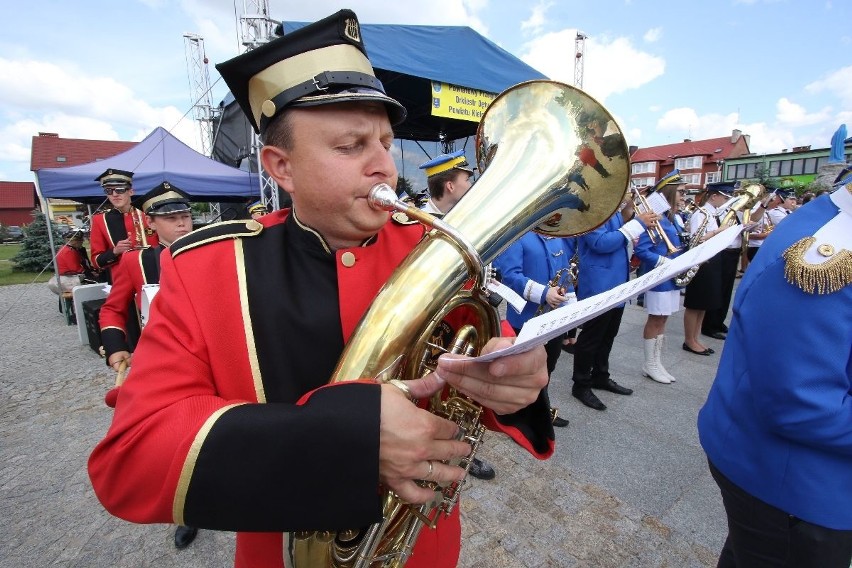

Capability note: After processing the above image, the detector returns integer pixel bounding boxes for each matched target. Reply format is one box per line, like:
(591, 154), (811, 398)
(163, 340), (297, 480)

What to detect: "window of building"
(803, 157), (817, 174)
(674, 156), (703, 170)
(631, 177), (655, 188)
(705, 171), (721, 184)
(816, 156), (828, 170)
(779, 160), (792, 176)
(791, 159), (804, 175)
(683, 173), (702, 185)
(56, 156), (67, 162)
(769, 161), (780, 176)
(631, 162), (656, 174)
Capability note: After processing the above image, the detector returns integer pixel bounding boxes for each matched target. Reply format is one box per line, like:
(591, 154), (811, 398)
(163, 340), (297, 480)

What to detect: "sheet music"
(646, 192), (671, 215)
(469, 225), (743, 362)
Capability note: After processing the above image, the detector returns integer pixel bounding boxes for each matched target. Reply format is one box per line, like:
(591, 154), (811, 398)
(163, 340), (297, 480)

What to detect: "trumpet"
(718, 183), (765, 227)
(630, 186), (679, 255)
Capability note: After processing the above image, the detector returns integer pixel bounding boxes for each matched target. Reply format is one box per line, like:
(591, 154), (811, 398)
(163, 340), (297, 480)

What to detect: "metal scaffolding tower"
(238, 0), (281, 211)
(183, 33), (221, 218)
(574, 32), (588, 89)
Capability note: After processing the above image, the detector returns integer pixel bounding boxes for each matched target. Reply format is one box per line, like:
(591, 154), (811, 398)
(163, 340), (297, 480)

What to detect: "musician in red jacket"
(89, 10), (553, 568)
(89, 168), (159, 273)
(99, 182), (193, 370)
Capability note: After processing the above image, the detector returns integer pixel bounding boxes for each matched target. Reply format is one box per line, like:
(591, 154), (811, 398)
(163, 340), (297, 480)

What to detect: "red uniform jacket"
(89, 212), (554, 567)
(90, 208), (159, 270)
(55, 244), (90, 275)
(99, 246), (163, 360)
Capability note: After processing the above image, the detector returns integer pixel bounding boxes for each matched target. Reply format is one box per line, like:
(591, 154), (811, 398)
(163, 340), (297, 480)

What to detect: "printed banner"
(430, 81), (497, 123)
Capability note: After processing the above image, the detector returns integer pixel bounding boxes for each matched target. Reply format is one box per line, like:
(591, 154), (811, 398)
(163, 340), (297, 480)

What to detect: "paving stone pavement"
(1, 283), (729, 567)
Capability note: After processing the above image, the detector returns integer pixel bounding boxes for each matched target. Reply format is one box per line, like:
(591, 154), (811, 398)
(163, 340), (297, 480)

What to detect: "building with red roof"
(0, 182), (37, 227)
(629, 129), (751, 190)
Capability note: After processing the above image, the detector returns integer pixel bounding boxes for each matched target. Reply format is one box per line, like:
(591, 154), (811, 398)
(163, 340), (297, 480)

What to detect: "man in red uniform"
(47, 233), (96, 294)
(89, 10), (553, 568)
(98, 181), (198, 549)
(89, 168), (159, 274)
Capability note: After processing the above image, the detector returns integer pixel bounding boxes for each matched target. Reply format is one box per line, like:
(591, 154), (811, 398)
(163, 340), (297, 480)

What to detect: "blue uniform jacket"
(633, 216), (683, 293)
(697, 193), (852, 530)
(494, 233), (575, 330)
(576, 212), (632, 305)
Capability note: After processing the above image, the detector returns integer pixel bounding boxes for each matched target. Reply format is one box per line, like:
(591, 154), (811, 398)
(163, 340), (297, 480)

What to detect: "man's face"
(447, 171), (473, 207)
(783, 197), (797, 210)
(265, 102), (398, 249)
(148, 212), (192, 245)
(105, 185), (133, 210)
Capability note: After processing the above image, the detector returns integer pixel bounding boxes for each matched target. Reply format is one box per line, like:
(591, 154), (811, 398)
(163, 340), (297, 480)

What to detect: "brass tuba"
(289, 80), (628, 568)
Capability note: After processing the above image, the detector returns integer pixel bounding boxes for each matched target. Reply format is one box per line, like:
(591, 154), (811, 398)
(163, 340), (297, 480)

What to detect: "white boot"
(643, 337), (671, 383)
(656, 334), (677, 383)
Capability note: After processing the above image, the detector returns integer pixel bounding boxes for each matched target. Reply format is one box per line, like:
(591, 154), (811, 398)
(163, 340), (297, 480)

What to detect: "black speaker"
(83, 298), (107, 356)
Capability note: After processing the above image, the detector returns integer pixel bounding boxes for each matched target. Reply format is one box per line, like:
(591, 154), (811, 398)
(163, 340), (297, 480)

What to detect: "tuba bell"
(289, 80), (629, 567)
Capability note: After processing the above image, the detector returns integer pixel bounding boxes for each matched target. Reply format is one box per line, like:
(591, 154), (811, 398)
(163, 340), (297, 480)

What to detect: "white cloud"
(643, 27), (662, 43)
(521, 1), (554, 35)
(804, 65), (852, 106)
(521, 31), (665, 102)
(775, 97), (833, 127)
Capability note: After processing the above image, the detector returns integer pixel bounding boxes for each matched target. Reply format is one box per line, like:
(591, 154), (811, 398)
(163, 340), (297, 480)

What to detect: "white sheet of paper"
(646, 192), (671, 215)
(469, 225), (744, 362)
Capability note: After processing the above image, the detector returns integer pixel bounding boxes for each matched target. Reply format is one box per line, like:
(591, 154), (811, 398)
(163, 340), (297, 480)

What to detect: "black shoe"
(719, 323), (729, 333)
(573, 388), (607, 411)
(592, 378), (633, 395)
(174, 526), (198, 550)
(682, 343), (713, 356)
(468, 457), (496, 480)
(552, 416), (570, 427)
(702, 330), (727, 340)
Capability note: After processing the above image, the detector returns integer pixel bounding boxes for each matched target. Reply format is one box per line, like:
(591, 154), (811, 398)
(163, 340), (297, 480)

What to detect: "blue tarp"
(37, 127), (260, 204)
(279, 21), (548, 141)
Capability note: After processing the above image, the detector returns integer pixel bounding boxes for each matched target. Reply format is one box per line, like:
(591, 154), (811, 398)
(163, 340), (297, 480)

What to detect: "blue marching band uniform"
(698, 169), (852, 567)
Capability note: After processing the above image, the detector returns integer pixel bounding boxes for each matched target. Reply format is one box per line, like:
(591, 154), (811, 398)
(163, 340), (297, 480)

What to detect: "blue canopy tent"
(280, 21), (548, 141)
(37, 127), (261, 205)
(211, 22), (547, 167)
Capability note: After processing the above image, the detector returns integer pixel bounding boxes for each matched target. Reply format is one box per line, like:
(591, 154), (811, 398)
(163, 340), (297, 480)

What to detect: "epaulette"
(171, 219), (264, 258)
(391, 211), (421, 225)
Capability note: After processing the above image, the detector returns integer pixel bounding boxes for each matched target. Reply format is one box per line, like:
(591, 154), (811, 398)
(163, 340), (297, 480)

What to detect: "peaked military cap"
(651, 169), (686, 193)
(419, 150), (474, 178)
(135, 182), (192, 216)
(247, 200), (269, 216)
(216, 9), (406, 134)
(704, 181), (736, 198)
(833, 165), (852, 187)
(96, 168), (134, 188)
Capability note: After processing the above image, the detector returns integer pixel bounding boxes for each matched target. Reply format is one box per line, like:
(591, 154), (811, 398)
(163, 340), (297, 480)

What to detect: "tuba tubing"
(293, 80), (630, 568)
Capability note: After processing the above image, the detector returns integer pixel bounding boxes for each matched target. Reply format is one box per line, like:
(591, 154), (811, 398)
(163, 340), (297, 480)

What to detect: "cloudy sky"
(2, 0), (850, 188)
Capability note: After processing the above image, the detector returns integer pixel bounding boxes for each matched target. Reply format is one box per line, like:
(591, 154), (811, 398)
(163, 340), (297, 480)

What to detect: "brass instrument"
(534, 267), (572, 316)
(630, 186), (679, 254)
(673, 205), (712, 287)
(718, 183), (765, 227)
(130, 209), (151, 250)
(289, 80), (629, 568)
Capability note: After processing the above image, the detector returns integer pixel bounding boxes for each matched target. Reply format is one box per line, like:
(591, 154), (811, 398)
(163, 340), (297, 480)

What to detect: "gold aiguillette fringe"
(782, 236), (852, 294)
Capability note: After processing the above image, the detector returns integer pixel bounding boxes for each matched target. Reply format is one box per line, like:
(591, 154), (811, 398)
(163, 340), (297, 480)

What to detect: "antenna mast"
(574, 32), (587, 89)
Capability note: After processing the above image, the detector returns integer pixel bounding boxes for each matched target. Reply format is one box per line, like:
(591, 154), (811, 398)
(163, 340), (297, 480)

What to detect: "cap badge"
(343, 18), (361, 42)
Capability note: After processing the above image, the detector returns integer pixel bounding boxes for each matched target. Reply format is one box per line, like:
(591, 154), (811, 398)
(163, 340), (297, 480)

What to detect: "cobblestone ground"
(1, 283), (726, 567)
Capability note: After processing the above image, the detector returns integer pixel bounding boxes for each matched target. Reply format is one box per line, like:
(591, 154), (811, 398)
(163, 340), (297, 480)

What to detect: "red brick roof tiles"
(0, 182), (36, 208)
(30, 133), (136, 172)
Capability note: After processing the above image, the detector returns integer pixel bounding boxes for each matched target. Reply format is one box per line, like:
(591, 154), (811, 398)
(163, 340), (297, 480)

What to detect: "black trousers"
(709, 460), (852, 568)
(571, 306), (624, 389)
(704, 248), (740, 333)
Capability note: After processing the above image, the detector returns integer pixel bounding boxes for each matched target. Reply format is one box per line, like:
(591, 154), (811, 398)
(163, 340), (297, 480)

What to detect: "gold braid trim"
(782, 236), (852, 294)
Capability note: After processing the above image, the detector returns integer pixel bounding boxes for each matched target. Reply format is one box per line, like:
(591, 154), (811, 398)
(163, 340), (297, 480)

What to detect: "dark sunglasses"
(103, 187), (130, 195)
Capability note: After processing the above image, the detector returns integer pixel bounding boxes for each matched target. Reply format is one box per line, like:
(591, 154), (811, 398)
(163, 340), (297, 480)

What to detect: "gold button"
(817, 243), (835, 257)
(246, 219), (263, 232)
(261, 99), (277, 118)
(341, 251), (356, 267)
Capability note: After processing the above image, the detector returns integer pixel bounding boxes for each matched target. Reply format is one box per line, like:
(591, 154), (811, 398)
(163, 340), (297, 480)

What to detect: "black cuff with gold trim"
(183, 382), (382, 532)
(100, 328), (129, 363)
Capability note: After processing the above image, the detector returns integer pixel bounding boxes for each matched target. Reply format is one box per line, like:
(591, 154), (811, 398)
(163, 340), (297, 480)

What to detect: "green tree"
(396, 175), (414, 198)
(11, 210), (63, 273)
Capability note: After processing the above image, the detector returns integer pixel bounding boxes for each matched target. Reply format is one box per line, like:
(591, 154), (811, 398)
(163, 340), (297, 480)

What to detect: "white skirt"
(645, 290), (682, 316)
